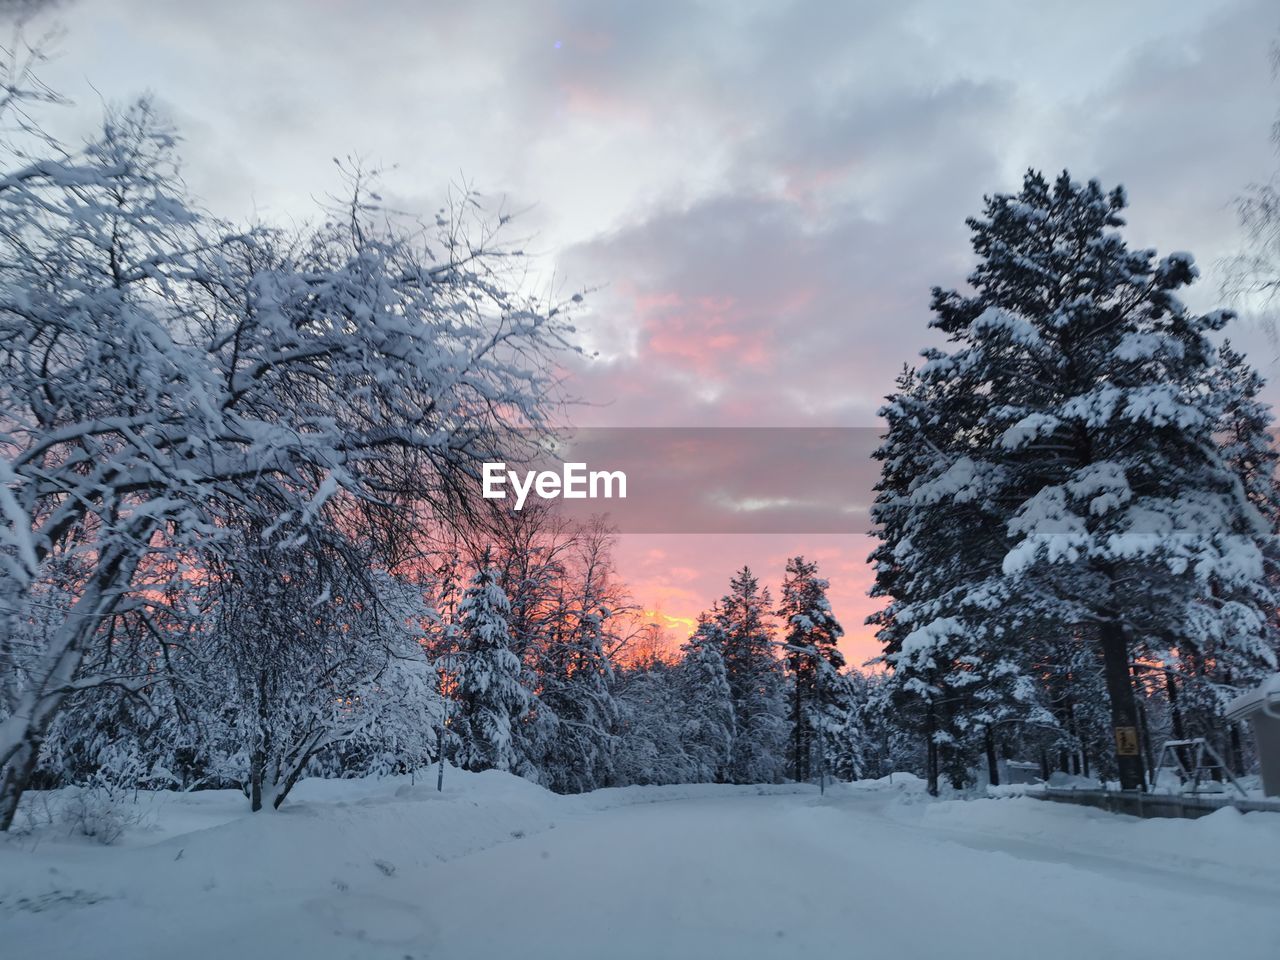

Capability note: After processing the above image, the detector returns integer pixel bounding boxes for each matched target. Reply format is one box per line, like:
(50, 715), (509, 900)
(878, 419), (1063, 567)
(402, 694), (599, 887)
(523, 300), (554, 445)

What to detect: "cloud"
(0, 0), (69, 23)
(560, 143), (997, 425)
(16, 0), (1280, 664)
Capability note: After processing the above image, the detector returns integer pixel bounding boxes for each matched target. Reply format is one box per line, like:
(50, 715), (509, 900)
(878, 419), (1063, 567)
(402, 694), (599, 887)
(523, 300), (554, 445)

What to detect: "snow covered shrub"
(58, 774), (148, 845)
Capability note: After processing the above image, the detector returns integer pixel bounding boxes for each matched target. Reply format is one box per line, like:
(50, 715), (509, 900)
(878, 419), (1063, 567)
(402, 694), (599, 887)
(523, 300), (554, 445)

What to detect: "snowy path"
(425, 793), (1277, 960)
(2, 778), (1277, 959)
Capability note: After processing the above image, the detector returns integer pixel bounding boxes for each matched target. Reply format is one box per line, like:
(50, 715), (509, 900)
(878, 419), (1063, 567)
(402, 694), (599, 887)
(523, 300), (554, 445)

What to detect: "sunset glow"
(4, 4), (1279, 957)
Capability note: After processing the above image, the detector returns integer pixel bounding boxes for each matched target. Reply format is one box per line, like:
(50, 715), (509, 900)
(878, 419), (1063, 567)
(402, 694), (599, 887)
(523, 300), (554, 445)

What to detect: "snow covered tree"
(675, 614), (736, 782)
(868, 364), (1025, 793)
(1028, 632), (1111, 782)
(532, 520), (621, 793)
(979, 175), (1277, 789)
(612, 659), (694, 786)
(825, 669), (870, 782)
(201, 523), (441, 810)
(861, 672), (929, 780)
(1158, 342), (1280, 772)
(33, 564), (202, 794)
(476, 504), (578, 780)
(875, 170), (1280, 791)
(1215, 342), (1280, 528)
(454, 562), (529, 773)
(0, 86), (578, 827)
(717, 568), (787, 784)
(778, 556), (845, 782)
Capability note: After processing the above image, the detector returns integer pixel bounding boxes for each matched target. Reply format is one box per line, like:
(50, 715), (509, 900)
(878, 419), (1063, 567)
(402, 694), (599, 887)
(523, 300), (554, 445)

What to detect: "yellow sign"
(1114, 726), (1140, 757)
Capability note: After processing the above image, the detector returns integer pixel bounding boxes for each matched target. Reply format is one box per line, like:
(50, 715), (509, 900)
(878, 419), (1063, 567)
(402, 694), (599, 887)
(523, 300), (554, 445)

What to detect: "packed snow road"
(1, 774), (1277, 959)
(421, 791), (1279, 960)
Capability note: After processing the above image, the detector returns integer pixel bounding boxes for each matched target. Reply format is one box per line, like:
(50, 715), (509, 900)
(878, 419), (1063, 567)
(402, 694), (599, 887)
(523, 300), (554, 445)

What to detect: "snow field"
(1, 771), (1277, 959)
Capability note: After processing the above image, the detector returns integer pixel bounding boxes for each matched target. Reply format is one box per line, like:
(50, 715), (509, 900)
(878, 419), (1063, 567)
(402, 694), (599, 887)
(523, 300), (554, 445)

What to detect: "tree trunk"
(249, 670), (273, 812)
(0, 520), (152, 831)
(1164, 671), (1186, 741)
(1099, 618), (1144, 790)
(0, 739), (40, 832)
(984, 728), (1000, 787)
(0, 588), (117, 827)
(253, 747), (268, 814)
(1066, 699), (1081, 775)
(925, 705), (939, 797)
(1229, 723), (1244, 779)
(1164, 670), (1189, 772)
(792, 677), (806, 782)
(1134, 668), (1154, 786)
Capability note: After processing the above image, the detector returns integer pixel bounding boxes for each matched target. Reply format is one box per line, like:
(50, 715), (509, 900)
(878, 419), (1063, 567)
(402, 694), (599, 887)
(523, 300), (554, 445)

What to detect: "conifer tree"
(535, 588), (619, 792)
(676, 613), (736, 782)
(869, 365), (1021, 792)
(1170, 342), (1280, 768)
(778, 556), (846, 782)
(507, 518), (622, 792)
(874, 170), (1280, 791)
(718, 568), (787, 784)
(455, 561), (529, 773)
(826, 670), (869, 782)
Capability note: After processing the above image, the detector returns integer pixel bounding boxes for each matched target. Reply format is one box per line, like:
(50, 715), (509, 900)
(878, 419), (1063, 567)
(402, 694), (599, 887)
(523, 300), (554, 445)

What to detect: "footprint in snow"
(304, 894), (433, 946)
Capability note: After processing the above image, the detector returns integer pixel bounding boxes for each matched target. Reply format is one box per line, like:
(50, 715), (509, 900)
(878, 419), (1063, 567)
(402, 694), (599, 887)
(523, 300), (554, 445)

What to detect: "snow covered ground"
(2, 772), (1277, 959)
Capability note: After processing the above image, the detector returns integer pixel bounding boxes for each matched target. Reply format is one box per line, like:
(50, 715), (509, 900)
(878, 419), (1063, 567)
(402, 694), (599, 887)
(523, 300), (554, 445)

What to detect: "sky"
(15, 0), (1280, 664)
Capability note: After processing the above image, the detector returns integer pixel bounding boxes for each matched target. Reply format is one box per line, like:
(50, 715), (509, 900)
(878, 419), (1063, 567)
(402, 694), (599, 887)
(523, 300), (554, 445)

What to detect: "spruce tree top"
(910, 168), (1275, 656)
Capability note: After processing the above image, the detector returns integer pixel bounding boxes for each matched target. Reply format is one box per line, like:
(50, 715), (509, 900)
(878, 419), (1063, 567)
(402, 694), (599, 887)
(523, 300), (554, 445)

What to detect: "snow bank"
(901, 793), (1280, 883)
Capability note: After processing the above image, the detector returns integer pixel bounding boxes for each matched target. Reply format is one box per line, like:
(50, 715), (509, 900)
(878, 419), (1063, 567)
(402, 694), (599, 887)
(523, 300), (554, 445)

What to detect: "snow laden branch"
(0, 98), (579, 826)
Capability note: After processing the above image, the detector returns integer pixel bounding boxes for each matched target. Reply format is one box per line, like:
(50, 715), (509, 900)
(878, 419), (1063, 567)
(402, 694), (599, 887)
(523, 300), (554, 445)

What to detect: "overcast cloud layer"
(22, 0), (1280, 660)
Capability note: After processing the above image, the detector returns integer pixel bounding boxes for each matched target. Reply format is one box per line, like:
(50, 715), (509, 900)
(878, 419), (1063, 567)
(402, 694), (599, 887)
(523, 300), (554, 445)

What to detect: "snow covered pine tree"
(873, 170), (1279, 791)
(455, 561), (530, 774)
(778, 556), (846, 782)
(718, 568), (788, 784)
(870, 363), (1027, 794)
(676, 613), (736, 783)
